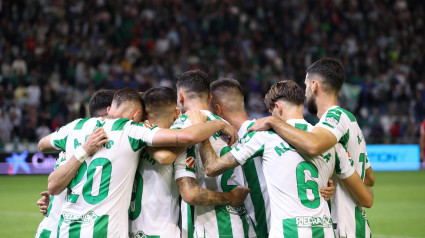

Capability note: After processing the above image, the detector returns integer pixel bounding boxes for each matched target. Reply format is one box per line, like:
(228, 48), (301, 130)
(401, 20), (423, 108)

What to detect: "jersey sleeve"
(364, 153), (371, 170)
(127, 122), (161, 150)
(174, 145), (197, 180)
(50, 118), (82, 151)
(334, 144), (355, 179)
(230, 131), (265, 165)
(315, 108), (349, 142)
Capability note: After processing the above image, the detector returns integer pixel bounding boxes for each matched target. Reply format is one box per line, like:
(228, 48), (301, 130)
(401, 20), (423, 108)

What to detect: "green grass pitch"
(0, 171), (424, 237)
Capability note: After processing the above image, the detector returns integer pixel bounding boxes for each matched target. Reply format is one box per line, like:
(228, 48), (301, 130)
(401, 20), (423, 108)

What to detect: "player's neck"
(148, 116), (173, 128)
(183, 100), (209, 112)
(317, 93), (338, 118)
(279, 104), (304, 122)
(222, 111), (249, 131)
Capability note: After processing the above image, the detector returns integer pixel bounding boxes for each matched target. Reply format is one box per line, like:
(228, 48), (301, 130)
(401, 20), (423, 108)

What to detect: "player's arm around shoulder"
(151, 111), (237, 147)
(48, 128), (108, 195)
(249, 115), (337, 156)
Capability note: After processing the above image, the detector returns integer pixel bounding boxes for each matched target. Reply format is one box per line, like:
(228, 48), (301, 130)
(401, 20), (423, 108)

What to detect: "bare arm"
(152, 120), (237, 147)
(248, 116), (337, 156)
(176, 177), (249, 206)
(38, 134), (57, 152)
(342, 171), (374, 208)
(364, 167), (375, 187)
(48, 128), (108, 195)
(146, 146), (186, 165)
(200, 139), (240, 177)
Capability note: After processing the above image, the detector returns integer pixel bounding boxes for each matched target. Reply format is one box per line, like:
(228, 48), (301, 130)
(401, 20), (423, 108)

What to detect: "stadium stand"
(0, 0), (424, 146)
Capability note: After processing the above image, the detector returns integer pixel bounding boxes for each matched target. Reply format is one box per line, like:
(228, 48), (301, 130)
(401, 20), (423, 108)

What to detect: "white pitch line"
(374, 234), (425, 238)
(0, 210), (42, 217)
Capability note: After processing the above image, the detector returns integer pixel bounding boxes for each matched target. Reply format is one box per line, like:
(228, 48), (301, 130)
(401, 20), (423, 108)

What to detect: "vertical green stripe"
(93, 215), (109, 238)
(69, 221), (82, 238)
(239, 214), (250, 238)
(242, 160), (268, 237)
(187, 204), (194, 238)
(355, 207), (365, 238)
(312, 226), (325, 238)
(57, 215), (64, 238)
(39, 229), (51, 238)
(215, 206), (233, 236)
(282, 218), (298, 238)
(46, 195), (54, 217)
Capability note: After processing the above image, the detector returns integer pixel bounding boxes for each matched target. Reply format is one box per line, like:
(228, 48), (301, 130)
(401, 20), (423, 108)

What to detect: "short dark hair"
(264, 80), (304, 111)
(210, 78), (243, 97)
(143, 86), (177, 109)
(112, 87), (143, 107)
(89, 89), (115, 117)
(176, 70), (210, 95)
(306, 58), (345, 92)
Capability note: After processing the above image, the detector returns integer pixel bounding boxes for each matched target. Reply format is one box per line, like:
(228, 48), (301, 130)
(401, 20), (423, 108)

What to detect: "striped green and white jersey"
(230, 119), (354, 238)
(35, 152), (68, 238)
(128, 149), (180, 238)
(50, 117), (159, 238)
(238, 120), (270, 237)
(316, 106), (371, 238)
(172, 110), (255, 238)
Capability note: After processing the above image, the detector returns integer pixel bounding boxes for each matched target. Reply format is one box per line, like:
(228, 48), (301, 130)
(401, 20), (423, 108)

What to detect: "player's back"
(172, 110), (255, 238)
(58, 118), (159, 238)
(317, 106), (372, 237)
(232, 118), (352, 237)
(261, 132), (334, 237)
(129, 149), (180, 237)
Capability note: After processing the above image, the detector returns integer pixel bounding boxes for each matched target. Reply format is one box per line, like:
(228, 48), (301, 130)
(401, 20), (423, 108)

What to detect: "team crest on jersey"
(61, 211), (98, 224)
(186, 156), (195, 168)
(143, 123), (155, 130)
(225, 205), (247, 215)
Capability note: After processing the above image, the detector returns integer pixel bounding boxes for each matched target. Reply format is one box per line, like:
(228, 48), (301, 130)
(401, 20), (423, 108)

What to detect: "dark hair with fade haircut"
(143, 86), (177, 108)
(306, 58), (345, 92)
(264, 80), (305, 111)
(210, 78), (243, 97)
(89, 89), (115, 117)
(176, 70), (210, 94)
(113, 87), (143, 107)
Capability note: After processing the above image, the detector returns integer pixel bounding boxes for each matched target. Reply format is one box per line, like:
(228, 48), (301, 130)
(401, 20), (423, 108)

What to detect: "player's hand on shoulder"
(248, 116), (275, 132)
(82, 128), (109, 155)
(220, 122), (238, 146)
(227, 187), (251, 207)
(320, 179), (335, 201)
(186, 110), (207, 124)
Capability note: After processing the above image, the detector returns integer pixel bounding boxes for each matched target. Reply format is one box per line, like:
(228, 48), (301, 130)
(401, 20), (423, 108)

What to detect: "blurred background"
(0, 0), (424, 237)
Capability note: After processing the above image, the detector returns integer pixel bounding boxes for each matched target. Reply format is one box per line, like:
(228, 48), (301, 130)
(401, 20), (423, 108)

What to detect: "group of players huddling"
(34, 58), (374, 238)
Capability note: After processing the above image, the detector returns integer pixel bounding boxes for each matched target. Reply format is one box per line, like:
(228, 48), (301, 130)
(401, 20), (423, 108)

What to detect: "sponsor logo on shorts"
(226, 205), (247, 215)
(296, 215), (333, 228)
(61, 211), (98, 224)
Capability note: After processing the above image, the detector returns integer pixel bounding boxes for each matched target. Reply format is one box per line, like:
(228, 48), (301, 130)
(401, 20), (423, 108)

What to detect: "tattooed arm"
(176, 177), (250, 207)
(200, 139), (240, 177)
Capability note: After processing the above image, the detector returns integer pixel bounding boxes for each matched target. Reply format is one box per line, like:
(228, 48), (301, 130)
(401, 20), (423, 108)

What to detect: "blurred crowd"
(0, 0), (424, 145)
